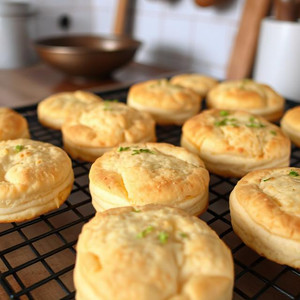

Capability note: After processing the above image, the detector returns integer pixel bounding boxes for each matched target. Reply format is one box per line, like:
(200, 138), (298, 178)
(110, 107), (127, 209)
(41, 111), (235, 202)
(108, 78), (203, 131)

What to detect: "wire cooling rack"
(0, 87), (299, 300)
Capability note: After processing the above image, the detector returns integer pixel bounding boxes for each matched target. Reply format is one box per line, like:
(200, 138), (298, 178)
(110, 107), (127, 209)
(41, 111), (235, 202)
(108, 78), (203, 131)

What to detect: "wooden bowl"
(34, 35), (141, 78)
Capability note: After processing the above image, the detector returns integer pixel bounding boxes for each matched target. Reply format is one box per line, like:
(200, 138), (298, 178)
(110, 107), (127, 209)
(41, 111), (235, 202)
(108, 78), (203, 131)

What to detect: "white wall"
(25, 0), (246, 79)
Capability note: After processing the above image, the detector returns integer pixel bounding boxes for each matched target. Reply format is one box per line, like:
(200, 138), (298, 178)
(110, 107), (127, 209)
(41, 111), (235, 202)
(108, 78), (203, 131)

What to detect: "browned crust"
(232, 167), (300, 241)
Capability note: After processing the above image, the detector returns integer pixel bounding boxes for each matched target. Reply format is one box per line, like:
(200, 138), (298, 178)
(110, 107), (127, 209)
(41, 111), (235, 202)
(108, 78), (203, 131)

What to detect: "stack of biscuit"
(37, 90), (157, 162)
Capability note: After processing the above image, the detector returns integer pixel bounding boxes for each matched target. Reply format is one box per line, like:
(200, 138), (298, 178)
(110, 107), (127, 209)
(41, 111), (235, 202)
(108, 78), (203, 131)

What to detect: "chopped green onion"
(289, 171), (299, 177)
(158, 231), (169, 244)
(137, 226), (154, 238)
(103, 100), (118, 110)
(219, 110), (229, 117)
(132, 208), (141, 213)
(179, 232), (188, 238)
(131, 149), (155, 155)
(263, 178), (270, 182)
(270, 130), (277, 136)
(15, 145), (24, 153)
(246, 117), (266, 128)
(214, 117), (239, 127)
(118, 146), (130, 152)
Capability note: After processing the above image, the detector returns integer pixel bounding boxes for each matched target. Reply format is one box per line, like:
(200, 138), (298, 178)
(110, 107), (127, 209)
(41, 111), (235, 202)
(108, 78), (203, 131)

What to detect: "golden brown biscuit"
(229, 167), (300, 268)
(280, 106), (300, 147)
(37, 90), (103, 130)
(89, 143), (209, 215)
(181, 109), (291, 177)
(62, 102), (156, 162)
(0, 139), (74, 223)
(170, 73), (218, 97)
(0, 107), (30, 140)
(127, 78), (201, 125)
(74, 204), (234, 300)
(206, 79), (284, 122)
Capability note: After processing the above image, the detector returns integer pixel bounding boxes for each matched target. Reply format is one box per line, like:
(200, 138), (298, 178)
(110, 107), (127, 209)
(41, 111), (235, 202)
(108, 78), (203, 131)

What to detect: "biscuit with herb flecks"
(74, 204), (234, 300)
(230, 167), (300, 268)
(181, 109), (290, 177)
(62, 102), (156, 162)
(0, 139), (74, 222)
(89, 142), (209, 215)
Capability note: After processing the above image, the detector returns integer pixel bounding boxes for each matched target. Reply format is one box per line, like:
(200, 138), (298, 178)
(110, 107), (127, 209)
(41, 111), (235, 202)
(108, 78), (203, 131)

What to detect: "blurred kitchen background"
(2, 0), (300, 103)
(5, 0), (247, 79)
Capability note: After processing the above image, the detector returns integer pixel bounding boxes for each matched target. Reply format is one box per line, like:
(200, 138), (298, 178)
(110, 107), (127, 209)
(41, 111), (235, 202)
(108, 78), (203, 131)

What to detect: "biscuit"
(127, 78), (201, 125)
(0, 139), (74, 223)
(0, 107), (30, 140)
(37, 90), (103, 129)
(74, 204), (234, 300)
(181, 109), (291, 177)
(280, 106), (300, 147)
(206, 79), (284, 122)
(62, 102), (156, 162)
(170, 73), (218, 97)
(89, 143), (209, 215)
(229, 167), (300, 268)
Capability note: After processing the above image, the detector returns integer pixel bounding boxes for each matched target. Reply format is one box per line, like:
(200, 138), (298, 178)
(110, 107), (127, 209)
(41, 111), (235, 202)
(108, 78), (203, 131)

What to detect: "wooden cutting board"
(226, 0), (272, 80)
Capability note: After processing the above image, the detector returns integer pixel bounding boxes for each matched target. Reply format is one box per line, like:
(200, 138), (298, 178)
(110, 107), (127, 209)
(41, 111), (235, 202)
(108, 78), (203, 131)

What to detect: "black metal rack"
(0, 87), (299, 300)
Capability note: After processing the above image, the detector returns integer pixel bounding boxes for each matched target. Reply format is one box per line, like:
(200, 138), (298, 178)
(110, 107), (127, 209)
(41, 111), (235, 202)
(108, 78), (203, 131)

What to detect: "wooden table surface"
(0, 62), (178, 108)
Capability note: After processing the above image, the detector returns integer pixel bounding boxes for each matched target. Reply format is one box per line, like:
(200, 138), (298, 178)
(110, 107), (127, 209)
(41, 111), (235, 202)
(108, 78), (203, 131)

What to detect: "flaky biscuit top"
(182, 109), (290, 159)
(232, 167), (300, 241)
(75, 205), (233, 300)
(128, 79), (201, 111)
(0, 139), (73, 203)
(0, 107), (29, 140)
(37, 90), (103, 127)
(170, 73), (218, 96)
(62, 102), (155, 148)
(89, 143), (209, 205)
(207, 79), (284, 110)
(281, 106), (300, 130)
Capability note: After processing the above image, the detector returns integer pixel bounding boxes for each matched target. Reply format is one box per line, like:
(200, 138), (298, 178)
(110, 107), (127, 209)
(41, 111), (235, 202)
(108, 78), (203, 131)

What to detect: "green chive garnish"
(131, 149), (155, 155)
(215, 118), (239, 127)
(289, 171), (299, 177)
(137, 226), (154, 238)
(158, 232), (169, 244)
(219, 110), (229, 117)
(118, 146), (130, 152)
(263, 178), (270, 182)
(246, 117), (266, 128)
(15, 145), (24, 153)
(179, 232), (188, 238)
(270, 130), (277, 136)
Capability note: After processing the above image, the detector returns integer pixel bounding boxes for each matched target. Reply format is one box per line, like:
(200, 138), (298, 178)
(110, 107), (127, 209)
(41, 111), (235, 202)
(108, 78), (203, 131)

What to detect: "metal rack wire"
(0, 87), (299, 300)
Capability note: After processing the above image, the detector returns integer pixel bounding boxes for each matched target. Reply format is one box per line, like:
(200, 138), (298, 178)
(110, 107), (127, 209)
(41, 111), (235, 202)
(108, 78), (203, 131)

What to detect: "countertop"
(0, 62), (177, 108)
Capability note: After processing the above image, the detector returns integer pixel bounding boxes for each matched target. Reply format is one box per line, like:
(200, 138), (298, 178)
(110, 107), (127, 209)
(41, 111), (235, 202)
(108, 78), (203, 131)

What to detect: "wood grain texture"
(226, 0), (272, 80)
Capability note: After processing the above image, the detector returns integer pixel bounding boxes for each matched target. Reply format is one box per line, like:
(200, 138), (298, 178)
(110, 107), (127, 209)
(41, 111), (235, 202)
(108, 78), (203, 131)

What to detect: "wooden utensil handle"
(113, 0), (129, 35)
(226, 0), (272, 80)
(194, 0), (217, 7)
